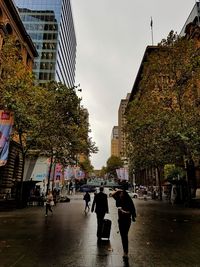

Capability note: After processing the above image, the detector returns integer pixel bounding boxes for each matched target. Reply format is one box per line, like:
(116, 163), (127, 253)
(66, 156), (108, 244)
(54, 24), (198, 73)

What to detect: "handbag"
(50, 200), (55, 206)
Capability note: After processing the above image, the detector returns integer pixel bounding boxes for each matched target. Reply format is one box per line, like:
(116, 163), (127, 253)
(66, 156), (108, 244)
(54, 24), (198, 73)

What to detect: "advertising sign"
(0, 111), (14, 166)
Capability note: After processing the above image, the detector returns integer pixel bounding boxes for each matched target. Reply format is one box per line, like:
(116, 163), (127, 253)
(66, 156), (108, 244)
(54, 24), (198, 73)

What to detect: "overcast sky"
(71, 0), (197, 170)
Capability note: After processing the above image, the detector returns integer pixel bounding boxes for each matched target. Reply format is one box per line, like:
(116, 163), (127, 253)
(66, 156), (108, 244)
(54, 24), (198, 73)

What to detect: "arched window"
(0, 8), (3, 20)
(5, 23), (13, 35)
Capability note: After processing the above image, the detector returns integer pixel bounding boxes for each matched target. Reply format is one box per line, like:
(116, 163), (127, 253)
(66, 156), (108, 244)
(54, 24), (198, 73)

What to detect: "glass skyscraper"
(14, 0), (76, 87)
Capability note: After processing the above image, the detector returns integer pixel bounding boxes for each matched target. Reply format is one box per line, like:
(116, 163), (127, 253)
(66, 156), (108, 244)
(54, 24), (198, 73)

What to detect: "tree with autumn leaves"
(106, 155), (123, 178)
(35, 81), (97, 191)
(125, 31), (200, 200)
(0, 37), (97, 193)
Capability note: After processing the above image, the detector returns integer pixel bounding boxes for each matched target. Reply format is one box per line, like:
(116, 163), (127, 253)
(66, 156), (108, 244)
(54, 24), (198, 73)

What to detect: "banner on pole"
(0, 111), (14, 166)
(116, 167), (129, 180)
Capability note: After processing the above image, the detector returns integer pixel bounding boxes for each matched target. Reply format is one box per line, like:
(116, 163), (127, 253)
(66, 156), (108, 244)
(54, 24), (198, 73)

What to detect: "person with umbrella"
(83, 191), (91, 212)
(111, 187), (136, 260)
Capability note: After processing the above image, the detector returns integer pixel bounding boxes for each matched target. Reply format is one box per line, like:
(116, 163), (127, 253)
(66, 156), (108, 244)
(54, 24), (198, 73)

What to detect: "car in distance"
(107, 188), (116, 197)
(101, 187), (116, 197)
(106, 188), (138, 198)
(127, 190), (138, 198)
(79, 184), (96, 192)
(132, 192), (139, 198)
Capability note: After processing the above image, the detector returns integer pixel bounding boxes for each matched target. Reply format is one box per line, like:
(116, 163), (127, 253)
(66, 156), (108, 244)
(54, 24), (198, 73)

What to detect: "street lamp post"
(133, 169), (136, 193)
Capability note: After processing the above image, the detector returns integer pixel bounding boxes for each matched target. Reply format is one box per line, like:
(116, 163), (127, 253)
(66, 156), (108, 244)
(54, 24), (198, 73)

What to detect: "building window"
(5, 23), (13, 35)
(0, 8), (3, 20)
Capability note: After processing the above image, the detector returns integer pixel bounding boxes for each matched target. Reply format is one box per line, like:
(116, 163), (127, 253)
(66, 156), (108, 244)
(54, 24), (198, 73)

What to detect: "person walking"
(91, 186), (109, 240)
(112, 188), (136, 260)
(53, 188), (57, 206)
(45, 190), (54, 216)
(83, 191), (91, 212)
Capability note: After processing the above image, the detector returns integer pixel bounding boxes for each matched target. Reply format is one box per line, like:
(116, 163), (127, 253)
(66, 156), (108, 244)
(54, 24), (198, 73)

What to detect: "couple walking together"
(91, 186), (136, 259)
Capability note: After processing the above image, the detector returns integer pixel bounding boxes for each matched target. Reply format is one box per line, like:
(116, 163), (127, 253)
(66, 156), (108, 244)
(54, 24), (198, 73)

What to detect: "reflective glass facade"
(14, 0), (76, 87)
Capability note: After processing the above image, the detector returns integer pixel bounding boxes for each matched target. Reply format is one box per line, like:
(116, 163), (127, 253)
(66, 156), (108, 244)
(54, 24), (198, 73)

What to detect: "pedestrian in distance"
(45, 189), (54, 216)
(53, 188), (57, 206)
(111, 188), (136, 260)
(69, 181), (73, 195)
(83, 191), (91, 212)
(91, 186), (109, 241)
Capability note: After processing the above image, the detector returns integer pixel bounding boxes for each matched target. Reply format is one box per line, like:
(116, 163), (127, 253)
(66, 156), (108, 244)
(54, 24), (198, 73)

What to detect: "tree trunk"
(51, 162), (56, 191)
(186, 158), (196, 199)
(156, 166), (162, 201)
(46, 155), (53, 195)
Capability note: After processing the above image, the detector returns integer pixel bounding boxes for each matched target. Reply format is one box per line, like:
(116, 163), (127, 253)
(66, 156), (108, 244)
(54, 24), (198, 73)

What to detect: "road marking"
(10, 254), (25, 267)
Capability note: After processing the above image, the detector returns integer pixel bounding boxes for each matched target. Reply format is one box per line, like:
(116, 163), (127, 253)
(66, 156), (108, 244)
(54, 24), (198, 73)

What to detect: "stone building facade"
(0, 0), (37, 200)
(127, 25), (200, 198)
(0, 141), (23, 198)
(111, 126), (119, 157)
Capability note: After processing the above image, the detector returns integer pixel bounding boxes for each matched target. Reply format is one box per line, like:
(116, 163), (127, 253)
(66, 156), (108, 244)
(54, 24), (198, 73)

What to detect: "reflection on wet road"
(0, 195), (200, 266)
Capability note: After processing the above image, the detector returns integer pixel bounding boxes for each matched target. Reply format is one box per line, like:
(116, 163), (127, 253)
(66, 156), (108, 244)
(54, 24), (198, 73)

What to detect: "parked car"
(79, 184), (96, 192)
(127, 190), (138, 198)
(107, 187), (116, 197)
(132, 192), (139, 198)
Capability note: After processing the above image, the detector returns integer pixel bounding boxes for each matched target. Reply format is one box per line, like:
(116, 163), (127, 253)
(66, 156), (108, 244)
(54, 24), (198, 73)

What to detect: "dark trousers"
(46, 203), (52, 215)
(85, 201), (90, 211)
(118, 217), (131, 254)
(96, 212), (105, 238)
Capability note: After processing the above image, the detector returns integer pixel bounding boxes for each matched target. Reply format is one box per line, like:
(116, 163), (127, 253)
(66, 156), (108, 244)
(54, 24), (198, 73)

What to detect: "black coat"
(91, 192), (109, 214)
(83, 192), (91, 202)
(113, 190), (136, 220)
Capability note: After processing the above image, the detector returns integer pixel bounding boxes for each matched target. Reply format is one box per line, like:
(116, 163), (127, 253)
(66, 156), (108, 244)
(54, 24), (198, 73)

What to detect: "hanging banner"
(116, 168), (121, 179)
(76, 169), (85, 180)
(120, 168), (125, 180)
(116, 168), (129, 180)
(124, 167), (129, 181)
(0, 110), (14, 166)
(64, 166), (74, 180)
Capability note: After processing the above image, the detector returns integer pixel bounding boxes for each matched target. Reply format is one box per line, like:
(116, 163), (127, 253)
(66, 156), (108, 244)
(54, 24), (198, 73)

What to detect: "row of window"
(29, 32), (57, 41)
(34, 42), (57, 51)
(24, 23), (58, 32)
(34, 62), (55, 70)
(40, 52), (56, 60)
(38, 72), (55, 81)
(42, 42), (56, 50)
(20, 13), (57, 23)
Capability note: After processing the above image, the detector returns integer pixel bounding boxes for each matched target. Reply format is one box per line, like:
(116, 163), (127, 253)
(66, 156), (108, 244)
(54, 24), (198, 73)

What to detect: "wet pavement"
(1, 194), (200, 267)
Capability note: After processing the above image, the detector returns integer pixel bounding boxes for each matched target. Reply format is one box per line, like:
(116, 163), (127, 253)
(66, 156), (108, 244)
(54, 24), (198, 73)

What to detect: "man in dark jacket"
(91, 186), (109, 240)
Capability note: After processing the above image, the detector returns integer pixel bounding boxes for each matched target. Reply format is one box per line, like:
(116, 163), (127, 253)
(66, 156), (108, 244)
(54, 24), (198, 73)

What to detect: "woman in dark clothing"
(112, 189), (136, 259)
(83, 191), (91, 212)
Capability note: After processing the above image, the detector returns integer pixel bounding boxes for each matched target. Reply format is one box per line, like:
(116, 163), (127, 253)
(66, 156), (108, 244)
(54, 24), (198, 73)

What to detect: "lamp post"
(133, 169), (136, 193)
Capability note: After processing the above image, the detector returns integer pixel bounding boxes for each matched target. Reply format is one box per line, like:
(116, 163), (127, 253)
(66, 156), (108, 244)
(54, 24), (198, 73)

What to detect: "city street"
(1, 194), (200, 267)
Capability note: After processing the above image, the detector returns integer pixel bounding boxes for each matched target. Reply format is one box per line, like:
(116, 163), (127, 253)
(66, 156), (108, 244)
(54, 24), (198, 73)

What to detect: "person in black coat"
(91, 186), (109, 240)
(112, 188), (136, 259)
(83, 191), (91, 212)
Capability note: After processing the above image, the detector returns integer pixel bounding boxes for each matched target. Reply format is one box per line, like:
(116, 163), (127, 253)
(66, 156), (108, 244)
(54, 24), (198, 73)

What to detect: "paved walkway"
(0, 194), (200, 267)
